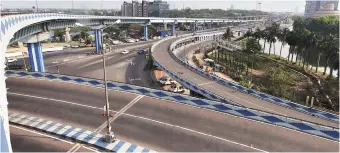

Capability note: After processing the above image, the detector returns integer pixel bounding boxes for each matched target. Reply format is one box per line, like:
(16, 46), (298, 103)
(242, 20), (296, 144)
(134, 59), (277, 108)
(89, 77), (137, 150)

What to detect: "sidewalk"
(189, 50), (237, 84)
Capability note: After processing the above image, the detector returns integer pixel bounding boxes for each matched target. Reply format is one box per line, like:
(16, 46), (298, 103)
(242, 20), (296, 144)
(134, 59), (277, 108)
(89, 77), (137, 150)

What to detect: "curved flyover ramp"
(151, 35), (339, 128)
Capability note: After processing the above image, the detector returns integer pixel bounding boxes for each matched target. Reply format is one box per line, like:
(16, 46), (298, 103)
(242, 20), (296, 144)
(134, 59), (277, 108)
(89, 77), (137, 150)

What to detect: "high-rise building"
(121, 0), (169, 17)
(121, 0), (148, 17)
(304, 0), (339, 17)
(148, 0), (169, 17)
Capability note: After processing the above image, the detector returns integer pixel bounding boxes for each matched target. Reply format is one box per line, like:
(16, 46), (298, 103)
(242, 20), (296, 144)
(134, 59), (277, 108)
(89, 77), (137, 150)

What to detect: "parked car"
(138, 49), (146, 54)
(71, 45), (79, 48)
(79, 44), (86, 48)
(6, 58), (17, 63)
(121, 50), (129, 54)
(168, 86), (185, 93)
(158, 76), (175, 86)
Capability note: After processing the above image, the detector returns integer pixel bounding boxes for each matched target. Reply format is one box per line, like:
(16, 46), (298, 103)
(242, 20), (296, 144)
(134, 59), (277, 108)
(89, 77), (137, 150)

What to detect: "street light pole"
(102, 42), (113, 142)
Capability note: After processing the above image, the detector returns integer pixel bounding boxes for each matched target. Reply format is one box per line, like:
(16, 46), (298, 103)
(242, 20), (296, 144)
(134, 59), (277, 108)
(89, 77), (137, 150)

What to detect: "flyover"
(151, 32), (339, 127)
(1, 13), (266, 152)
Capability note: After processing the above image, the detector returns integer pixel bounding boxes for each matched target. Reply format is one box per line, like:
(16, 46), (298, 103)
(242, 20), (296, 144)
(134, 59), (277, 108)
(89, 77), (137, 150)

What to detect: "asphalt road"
(10, 125), (99, 152)
(152, 36), (339, 128)
(6, 77), (339, 152)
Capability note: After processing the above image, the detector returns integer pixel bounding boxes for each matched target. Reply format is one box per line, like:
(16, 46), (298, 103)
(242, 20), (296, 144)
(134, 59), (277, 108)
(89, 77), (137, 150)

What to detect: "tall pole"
(72, 0), (74, 10)
(35, 0), (39, 13)
(102, 35), (112, 142)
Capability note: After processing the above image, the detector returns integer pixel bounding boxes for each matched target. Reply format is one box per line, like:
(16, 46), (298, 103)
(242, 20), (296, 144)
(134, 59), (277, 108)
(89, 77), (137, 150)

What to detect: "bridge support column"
(171, 24), (176, 36)
(143, 25), (148, 41)
(19, 32), (53, 72)
(164, 23), (167, 31)
(65, 27), (71, 42)
(94, 29), (102, 54)
(27, 42), (45, 72)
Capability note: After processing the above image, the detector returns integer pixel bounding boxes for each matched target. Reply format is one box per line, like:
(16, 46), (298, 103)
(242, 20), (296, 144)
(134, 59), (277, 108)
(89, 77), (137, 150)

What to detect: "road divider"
(8, 112), (156, 153)
(5, 71), (340, 141)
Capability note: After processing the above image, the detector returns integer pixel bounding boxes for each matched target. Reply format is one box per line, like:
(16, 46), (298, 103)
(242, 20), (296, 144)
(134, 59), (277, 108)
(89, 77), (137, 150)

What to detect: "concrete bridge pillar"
(171, 24), (176, 36)
(19, 32), (52, 72)
(65, 27), (71, 42)
(143, 25), (148, 41)
(27, 42), (45, 72)
(164, 22), (167, 31)
(94, 29), (102, 54)
(171, 20), (178, 36)
(18, 42), (24, 48)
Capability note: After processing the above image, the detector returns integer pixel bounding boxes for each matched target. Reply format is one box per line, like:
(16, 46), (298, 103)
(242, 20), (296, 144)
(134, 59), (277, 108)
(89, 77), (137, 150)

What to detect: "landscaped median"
(9, 112), (156, 153)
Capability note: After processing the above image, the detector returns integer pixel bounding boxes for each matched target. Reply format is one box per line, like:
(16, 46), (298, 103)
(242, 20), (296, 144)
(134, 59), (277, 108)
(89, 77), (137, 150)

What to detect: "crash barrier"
(6, 70), (340, 141)
(161, 32), (339, 123)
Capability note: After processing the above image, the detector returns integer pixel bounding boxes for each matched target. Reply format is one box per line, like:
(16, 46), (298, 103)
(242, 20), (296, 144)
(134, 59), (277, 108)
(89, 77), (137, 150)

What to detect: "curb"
(8, 113), (156, 153)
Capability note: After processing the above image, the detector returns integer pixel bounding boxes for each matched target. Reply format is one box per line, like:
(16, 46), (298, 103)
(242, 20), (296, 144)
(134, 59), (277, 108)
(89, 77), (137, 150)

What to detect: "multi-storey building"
(148, 0), (169, 17)
(121, 0), (169, 17)
(304, 0), (339, 18)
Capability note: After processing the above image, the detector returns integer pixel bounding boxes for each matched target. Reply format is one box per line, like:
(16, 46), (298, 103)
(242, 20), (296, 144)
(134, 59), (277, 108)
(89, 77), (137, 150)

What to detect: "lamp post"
(76, 20), (121, 143)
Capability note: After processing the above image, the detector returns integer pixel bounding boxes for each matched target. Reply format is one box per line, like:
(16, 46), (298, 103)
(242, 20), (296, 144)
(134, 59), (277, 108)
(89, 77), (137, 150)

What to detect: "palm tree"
(323, 35), (339, 77)
(223, 27), (234, 41)
(277, 27), (290, 59)
(253, 27), (262, 45)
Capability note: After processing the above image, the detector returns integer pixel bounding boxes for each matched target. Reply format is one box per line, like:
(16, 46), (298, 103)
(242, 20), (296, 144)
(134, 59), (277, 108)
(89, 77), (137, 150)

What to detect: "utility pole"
(72, 0), (74, 10)
(35, 0), (39, 13)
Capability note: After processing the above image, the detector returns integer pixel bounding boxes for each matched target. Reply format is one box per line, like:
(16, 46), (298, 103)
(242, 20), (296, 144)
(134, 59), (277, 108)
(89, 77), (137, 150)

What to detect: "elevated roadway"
(152, 36), (338, 128)
(6, 77), (339, 152)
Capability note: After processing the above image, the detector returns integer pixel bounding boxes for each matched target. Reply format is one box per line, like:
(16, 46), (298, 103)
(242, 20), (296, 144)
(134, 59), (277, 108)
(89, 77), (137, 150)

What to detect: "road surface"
(152, 36), (338, 128)
(6, 77), (339, 152)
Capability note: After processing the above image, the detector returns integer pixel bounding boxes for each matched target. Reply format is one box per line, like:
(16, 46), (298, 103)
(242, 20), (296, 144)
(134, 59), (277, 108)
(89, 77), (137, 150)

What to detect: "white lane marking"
(9, 91), (338, 147)
(10, 125), (100, 153)
(45, 43), (151, 68)
(94, 95), (144, 133)
(7, 92), (267, 151)
(70, 95), (143, 153)
(198, 81), (214, 86)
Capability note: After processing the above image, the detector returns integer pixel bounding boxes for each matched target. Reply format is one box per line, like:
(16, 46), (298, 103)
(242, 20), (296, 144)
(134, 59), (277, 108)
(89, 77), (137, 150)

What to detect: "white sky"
(0, 0), (307, 13)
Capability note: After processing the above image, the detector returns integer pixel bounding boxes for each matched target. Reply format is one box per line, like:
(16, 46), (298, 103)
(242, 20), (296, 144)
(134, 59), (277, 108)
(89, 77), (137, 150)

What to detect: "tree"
(54, 29), (65, 41)
(277, 27), (290, 59)
(253, 27), (262, 45)
(80, 31), (89, 40)
(223, 27), (234, 41)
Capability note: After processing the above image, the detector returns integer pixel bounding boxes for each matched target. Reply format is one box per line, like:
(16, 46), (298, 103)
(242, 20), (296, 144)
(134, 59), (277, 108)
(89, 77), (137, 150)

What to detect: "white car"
(158, 77), (176, 86)
(71, 45), (79, 48)
(121, 50), (129, 54)
(168, 86), (185, 93)
(6, 58), (17, 63)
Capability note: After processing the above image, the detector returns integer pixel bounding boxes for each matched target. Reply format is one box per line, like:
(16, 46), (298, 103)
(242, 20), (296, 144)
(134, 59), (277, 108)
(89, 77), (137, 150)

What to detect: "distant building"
(312, 2), (340, 18)
(121, 1), (133, 16)
(304, 0), (339, 18)
(121, 0), (149, 17)
(148, 0), (169, 17)
(121, 0), (169, 17)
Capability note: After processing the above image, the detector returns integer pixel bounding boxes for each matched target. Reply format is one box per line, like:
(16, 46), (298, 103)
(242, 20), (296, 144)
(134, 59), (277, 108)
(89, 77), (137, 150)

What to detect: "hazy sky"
(1, 0), (306, 13)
